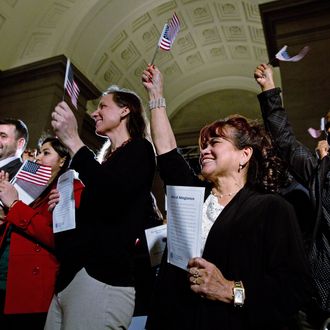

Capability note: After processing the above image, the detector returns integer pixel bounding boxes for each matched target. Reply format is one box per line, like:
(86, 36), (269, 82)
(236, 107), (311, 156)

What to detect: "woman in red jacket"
(0, 137), (84, 330)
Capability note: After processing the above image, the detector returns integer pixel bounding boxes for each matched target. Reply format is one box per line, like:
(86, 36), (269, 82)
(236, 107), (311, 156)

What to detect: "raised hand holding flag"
(64, 59), (80, 109)
(151, 12), (180, 64)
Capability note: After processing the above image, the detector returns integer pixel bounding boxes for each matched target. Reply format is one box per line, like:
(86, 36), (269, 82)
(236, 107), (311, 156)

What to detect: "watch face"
(234, 288), (244, 305)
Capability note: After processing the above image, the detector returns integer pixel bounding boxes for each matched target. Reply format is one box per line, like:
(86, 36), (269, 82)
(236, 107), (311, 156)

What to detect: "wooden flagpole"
(150, 46), (159, 65)
(63, 58), (70, 101)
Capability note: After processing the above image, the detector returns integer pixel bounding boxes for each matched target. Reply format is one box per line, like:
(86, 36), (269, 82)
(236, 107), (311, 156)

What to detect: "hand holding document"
(53, 169), (78, 233)
(166, 185), (205, 271)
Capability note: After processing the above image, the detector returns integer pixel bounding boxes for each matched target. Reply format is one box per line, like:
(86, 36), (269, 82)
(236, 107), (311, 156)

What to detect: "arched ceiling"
(0, 0), (281, 146)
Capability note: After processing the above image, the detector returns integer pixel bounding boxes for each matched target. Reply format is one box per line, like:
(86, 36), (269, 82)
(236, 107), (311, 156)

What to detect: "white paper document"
(53, 170), (78, 233)
(145, 224), (167, 267)
(166, 185), (205, 270)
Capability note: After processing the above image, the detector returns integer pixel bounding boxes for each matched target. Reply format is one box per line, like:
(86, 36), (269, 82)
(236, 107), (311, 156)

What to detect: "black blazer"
(0, 158), (22, 180)
(146, 149), (312, 330)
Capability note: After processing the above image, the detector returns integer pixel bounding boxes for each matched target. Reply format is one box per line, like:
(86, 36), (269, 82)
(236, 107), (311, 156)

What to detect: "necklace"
(103, 138), (132, 162)
(110, 138), (131, 154)
(211, 186), (242, 199)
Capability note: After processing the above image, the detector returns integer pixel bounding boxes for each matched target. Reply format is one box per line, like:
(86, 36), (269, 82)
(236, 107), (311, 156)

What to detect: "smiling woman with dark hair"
(46, 85), (156, 330)
(141, 65), (312, 330)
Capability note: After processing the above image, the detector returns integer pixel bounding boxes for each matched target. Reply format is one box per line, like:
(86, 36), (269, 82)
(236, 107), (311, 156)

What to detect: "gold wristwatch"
(233, 281), (245, 307)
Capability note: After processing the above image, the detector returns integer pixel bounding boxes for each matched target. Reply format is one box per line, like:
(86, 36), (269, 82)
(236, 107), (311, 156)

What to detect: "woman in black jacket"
(141, 65), (312, 330)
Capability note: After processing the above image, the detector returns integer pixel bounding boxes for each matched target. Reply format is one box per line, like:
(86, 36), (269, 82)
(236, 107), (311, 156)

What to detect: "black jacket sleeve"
(258, 87), (318, 188)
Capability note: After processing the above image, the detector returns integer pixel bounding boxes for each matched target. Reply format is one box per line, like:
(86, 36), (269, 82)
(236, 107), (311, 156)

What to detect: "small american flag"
(158, 12), (180, 51)
(275, 45), (310, 62)
(64, 59), (80, 109)
(16, 160), (52, 186)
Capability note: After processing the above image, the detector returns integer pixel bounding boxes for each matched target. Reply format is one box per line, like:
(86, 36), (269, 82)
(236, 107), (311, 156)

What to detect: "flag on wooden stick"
(151, 12), (181, 64)
(64, 59), (80, 108)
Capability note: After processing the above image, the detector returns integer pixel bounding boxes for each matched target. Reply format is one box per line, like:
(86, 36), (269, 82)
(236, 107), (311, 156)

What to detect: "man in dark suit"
(0, 118), (29, 223)
(0, 118), (29, 328)
(0, 118), (29, 180)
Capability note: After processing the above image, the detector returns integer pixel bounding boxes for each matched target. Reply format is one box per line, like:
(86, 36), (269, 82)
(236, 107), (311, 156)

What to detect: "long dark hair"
(31, 136), (70, 207)
(38, 136), (70, 176)
(199, 114), (287, 193)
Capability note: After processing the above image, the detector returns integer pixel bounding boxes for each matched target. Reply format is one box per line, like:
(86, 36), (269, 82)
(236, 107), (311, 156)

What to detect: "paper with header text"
(166, 185), (205, 270)
(53, 169), (78, 233)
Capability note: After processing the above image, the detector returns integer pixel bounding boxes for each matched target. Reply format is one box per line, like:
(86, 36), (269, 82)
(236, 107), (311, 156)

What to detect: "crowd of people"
(0, 61), (329, 330)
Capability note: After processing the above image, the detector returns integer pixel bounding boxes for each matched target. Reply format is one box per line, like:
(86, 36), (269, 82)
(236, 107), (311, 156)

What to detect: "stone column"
(0, 55), (104, 151)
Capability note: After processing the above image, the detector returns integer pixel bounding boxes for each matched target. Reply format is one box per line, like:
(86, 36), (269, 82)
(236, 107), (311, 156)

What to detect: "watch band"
(234, 281), (243, 289)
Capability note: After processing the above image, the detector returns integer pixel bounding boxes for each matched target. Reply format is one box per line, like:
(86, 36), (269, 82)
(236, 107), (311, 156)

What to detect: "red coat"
(0, 179), (84, 314)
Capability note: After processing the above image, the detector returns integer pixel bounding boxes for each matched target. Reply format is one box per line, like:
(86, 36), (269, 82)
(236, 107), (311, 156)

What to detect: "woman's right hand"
(48, 189), (60, 212)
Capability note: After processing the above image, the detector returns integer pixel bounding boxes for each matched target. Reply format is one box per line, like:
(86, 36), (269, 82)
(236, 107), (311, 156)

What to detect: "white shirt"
(201, 193), (224, 255)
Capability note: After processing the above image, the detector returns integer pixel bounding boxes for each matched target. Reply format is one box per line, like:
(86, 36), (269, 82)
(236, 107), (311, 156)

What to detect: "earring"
(238, 163), (243, 172)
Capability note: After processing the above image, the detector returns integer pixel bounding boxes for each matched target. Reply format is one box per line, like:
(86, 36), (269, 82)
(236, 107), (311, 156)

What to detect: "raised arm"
(142, 65), (177, 155)
(254, 63), (318, 186)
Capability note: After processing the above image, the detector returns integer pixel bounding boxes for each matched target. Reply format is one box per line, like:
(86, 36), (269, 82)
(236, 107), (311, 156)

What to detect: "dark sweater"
(55, 138), (156, 292)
